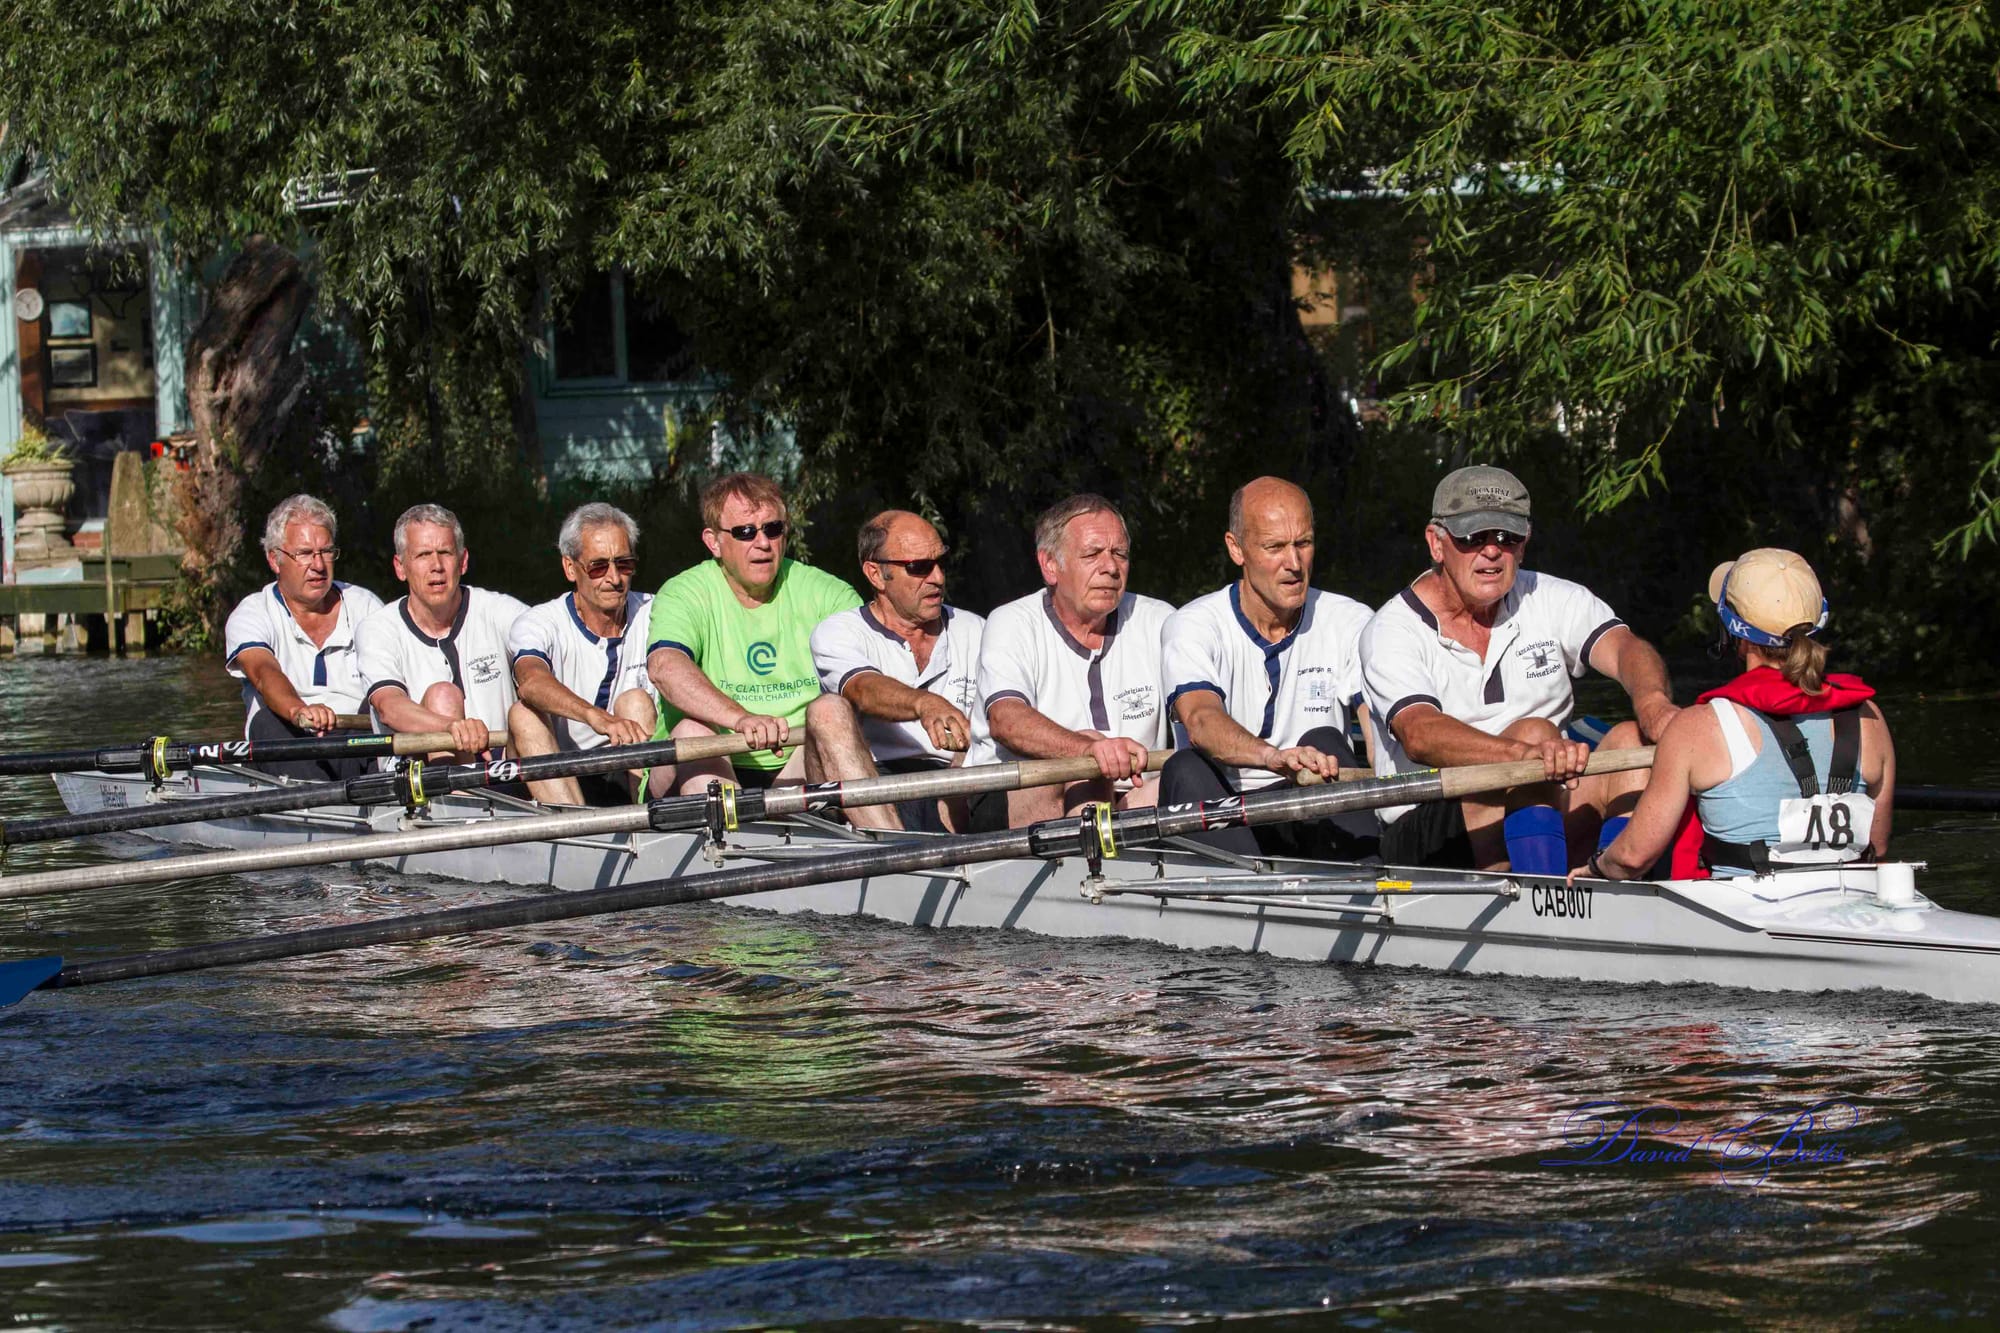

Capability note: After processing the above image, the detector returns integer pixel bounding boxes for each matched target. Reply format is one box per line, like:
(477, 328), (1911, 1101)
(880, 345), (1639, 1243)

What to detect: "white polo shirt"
(1162, 584), (1374, 790)
(506, 591), (657, 752)
(223, 581), (386, 734)
(978, 589), (1173, 758)
(812, 604), (993, 765)
(355, 586), (530, 733)
(1360, 570), (1624, 822)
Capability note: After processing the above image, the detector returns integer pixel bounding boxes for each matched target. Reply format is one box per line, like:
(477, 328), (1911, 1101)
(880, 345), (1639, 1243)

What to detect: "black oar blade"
(0, 956), (64, 1007)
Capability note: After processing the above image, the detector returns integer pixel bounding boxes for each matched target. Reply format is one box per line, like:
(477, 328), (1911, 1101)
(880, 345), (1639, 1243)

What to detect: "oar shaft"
(1894, 785), (2000, 814)
(22, 762), (1499, 997)
(0, 734), (732, 848)
(0, 748), (1170, 903)
(0, 726), (511, 779)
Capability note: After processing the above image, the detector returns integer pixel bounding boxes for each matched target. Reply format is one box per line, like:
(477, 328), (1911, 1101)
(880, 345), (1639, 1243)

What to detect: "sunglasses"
(579, 556), (639, 579)
(874, 552), (949, 578)
(1446, 529), (1527, 552)
(721, 520), (788, 542)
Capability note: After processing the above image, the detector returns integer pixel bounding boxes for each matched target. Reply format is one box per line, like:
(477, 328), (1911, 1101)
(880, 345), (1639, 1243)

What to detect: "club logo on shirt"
(469, 653), (504, 684)
(746, 641), (778, 676)
(1115, 684), (1157, 721)
(1298, 665), (1334, 714)
(1518, 639), (1562, 680)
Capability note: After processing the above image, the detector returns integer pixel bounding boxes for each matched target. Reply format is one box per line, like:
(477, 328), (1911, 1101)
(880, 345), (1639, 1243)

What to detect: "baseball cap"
(1431, 465), (1532, 539)
(1708, 548), (1828, 647)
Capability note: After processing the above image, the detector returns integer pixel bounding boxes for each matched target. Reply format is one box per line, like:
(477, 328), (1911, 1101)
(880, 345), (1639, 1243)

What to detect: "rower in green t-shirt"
(644, 473), (900, 829)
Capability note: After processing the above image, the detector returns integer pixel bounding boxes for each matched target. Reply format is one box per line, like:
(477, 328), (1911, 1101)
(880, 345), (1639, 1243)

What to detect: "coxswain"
(1358, 465), (1677, 871)
(355, 503), (527, 759)
(504, 503), (659, 805)
(222, 494), (386, 780)
(978, 493), (1172, 825)
(1159, 477), (1379, 858)
(810, 509), (992, 832)
(1576, 548), (1894, 882)
(642, 473), (891, 826)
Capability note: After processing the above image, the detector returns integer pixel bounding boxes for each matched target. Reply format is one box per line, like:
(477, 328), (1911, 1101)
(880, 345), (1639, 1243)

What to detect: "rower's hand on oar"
(589, 709), (652, 748)
(1261, 744), (1340, 781)
(448, 718), (491, 755)
(1083, 734), (1149, 782)
(1524, 736), (1592, 787)
(290, 703), (341, 735)
(732, 712), (790, 754)
(914, 694), (973, 753)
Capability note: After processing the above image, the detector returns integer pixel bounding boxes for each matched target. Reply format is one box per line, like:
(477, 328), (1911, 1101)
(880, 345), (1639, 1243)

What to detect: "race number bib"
(1771, 792), (1875, 864)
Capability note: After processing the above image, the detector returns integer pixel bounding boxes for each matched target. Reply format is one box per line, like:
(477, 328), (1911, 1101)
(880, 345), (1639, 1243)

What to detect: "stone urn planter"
(3, 456), (77, 560)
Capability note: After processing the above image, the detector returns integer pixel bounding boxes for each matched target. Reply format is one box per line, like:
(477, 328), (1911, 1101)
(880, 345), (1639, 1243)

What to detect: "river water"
(0, 654), (1997, 1330)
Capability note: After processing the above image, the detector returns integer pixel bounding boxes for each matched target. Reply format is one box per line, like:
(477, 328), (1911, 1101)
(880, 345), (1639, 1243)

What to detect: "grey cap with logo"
(1431, 464), (1532, 539)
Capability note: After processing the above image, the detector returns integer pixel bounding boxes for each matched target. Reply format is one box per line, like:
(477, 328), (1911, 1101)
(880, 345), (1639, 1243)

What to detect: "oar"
(0, 748), (1652, 1006)
(0, 732), (746, 850)
(0, 718), (436, 780)
(0, 751), (1172, 903)
(1893, 786), (2000, 814)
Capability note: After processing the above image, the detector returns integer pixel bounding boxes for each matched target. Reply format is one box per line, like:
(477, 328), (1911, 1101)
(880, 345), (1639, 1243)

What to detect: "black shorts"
(727, 764), (785, 791)
(1379, 797), (1478, 869)
(576, 772), (636, 808)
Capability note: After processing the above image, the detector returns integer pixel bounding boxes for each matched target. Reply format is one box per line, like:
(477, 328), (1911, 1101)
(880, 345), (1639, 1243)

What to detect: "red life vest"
(1665, 668), (1877, 879)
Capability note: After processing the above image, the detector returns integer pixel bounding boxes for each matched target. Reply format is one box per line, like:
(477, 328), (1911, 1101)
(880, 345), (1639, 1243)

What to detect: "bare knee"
(614, 688), (657, 730)
(1601, 720), (1644, 749)
(806, 692), (860, 735)
(1502, 716), (1560, 744)
(421, 681), (466, 718)
(670, 716), (717, 740)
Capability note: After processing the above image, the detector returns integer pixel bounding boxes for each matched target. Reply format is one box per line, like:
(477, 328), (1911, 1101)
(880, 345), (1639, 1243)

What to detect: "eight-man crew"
(642, 472), (893, 828)
(356, 503), (528, 759)
(222, 494), (386, 780)
(505, 503), (660, 806)
(811, 509), (991, 833)
(978, 493), (1172, 825)
(1358, 465), (1677, 873)
(1160, 477), (1379, 859)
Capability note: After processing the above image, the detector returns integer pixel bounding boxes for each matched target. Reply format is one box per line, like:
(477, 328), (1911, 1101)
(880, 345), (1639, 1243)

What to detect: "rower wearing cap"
(978, 493), (1172, 825)
(1358, 465), (1677, 872)
(504, 502), (659, 806)
(223, 493), (385, 779)
(355, 503), (527, 759)
(1578, 548), (1895, 882)
(642, 472), (893, 828)
(1159, 477), (1379, 859)
(810, 509), (992, 832)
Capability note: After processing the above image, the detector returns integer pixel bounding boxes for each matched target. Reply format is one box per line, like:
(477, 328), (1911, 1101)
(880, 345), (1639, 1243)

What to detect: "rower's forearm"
(845, 674), (927, 724)
(516, 672), (596, 726)
(370, 693), (458, 735)
(988, 701), (1091, 759)
(243, 657), (309, 722)
(650, 653), (749, 729)
(1397, 716), (1530, 768)
(1182, 709), (1277, 770)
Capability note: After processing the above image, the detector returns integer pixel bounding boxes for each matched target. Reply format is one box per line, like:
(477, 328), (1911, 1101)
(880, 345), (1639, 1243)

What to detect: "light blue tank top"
(1699, 708), (1869, 849)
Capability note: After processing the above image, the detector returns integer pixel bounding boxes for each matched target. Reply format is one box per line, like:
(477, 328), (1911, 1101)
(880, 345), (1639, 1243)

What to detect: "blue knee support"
(1504, 804), (1568, 876)
(1597, 815), (1630, 851)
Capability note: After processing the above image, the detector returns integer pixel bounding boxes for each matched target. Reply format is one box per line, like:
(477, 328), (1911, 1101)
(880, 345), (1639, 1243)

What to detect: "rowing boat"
(38, 765), (2000, 1005)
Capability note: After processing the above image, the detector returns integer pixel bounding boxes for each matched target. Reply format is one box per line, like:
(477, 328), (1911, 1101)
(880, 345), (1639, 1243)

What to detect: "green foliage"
(1, 423), (71, 466)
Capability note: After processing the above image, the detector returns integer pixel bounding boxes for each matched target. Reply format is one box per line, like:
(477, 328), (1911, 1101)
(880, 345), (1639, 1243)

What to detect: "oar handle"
(1288, 748), (1653, 791)
(1013, 748), (1172, 788)
(333, 714), (372, 730)
(386, 728), (513, 756)
(671, 730), (804, 763)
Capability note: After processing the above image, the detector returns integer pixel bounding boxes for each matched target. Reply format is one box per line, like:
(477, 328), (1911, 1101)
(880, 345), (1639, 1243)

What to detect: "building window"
(549, 272), (696, 386)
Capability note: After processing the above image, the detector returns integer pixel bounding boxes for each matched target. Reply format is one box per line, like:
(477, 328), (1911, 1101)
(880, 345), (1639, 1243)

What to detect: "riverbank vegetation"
(2, 0), (1996, 679)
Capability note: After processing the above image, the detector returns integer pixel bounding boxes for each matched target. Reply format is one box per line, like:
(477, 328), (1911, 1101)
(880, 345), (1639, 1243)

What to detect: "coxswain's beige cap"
(1708, 548), (1826, 640)
(1431, 465), (1531, 539)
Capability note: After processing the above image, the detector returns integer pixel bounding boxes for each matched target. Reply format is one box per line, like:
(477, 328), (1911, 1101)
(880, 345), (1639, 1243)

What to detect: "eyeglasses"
(1446, 529), (1527, 552)
(279, 547), (340, 565)
(580, 556), (639, 579)
(721, 520), (788, 542)
(873, 551), (949, 578)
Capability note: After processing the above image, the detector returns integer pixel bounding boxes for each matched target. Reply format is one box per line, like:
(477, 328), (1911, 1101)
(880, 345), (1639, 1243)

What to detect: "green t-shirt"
(647, 558), (862, 770)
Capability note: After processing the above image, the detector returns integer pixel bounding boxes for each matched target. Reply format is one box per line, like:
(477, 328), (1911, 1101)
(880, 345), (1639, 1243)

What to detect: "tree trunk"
(172, 237), (312, 638)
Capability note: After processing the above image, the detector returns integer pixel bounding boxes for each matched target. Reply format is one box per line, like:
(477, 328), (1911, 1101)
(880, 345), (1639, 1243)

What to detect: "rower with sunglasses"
(1358, 465), (1678, 872)
(643, 473), (890, 825)
(810, 510), (992, 833)
(503, 503), (659, 806)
